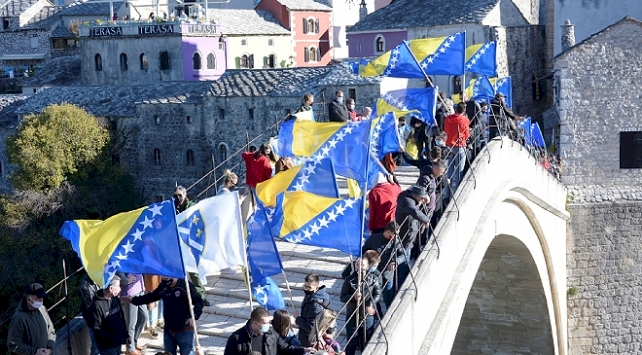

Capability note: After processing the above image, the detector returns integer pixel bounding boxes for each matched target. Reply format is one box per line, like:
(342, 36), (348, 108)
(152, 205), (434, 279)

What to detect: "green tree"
(6, 103), (109, 191)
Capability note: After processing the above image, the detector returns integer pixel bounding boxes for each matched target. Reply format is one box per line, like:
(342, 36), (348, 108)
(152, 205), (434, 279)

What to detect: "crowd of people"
(8, 91), (563, 355)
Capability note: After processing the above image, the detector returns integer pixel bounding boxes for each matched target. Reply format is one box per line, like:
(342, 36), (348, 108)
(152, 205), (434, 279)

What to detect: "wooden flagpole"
(281, 270), (296, 314)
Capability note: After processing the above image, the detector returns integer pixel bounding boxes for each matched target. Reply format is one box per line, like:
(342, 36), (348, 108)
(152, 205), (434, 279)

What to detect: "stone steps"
(139, 165), (420, 355)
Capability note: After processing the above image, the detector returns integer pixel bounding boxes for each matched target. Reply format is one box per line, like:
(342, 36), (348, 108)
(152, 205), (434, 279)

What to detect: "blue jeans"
(147, 300), (164, 327)
(123, 297), (148, 351)
(345, 315), (375, 355)
(99, 347), (120, 355)
(445, 147), (466, 199)
(164, 330), (194, 355)
(87, 328), (99, 355)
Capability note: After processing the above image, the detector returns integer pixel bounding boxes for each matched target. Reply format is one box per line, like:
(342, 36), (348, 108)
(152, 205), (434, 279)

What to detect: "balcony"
(78, 20), (222, 38)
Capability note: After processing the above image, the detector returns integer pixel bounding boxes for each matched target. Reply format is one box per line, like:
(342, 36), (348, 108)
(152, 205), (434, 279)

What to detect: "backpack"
(78, 275), (100, 312)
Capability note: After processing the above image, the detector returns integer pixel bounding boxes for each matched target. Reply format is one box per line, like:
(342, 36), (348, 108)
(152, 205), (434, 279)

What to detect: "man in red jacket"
(368, 173), (402, 234)
(443, 102), (470, 200)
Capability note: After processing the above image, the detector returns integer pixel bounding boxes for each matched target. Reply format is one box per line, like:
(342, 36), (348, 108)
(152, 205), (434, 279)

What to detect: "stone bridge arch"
(364, 138), (569, 355)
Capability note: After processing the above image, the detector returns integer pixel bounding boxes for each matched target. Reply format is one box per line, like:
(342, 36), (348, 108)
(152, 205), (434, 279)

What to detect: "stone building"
(0, 63), (383, 198)
(346, 0), (548, 117)
(552, 16), (642, 355)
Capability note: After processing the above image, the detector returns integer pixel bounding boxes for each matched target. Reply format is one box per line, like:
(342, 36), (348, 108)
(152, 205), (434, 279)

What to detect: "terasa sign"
(89, 27), (123, 36)
(138, 24), (175, 34)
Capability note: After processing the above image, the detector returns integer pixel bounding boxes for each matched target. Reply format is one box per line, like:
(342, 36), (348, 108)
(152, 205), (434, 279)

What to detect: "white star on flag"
(131, 228), (144, 242)
(140, 215), (154, 230)
(122, 240), (135, 254)
(148, 204), (163, 217)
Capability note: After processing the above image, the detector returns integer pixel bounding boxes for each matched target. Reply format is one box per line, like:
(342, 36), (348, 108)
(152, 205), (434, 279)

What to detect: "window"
(241, 39), (247, 46)
(219, 108), (225, 120)
(268, 39), (273, 46)
(110, 120), (118, 130)
(218, 143), (228, 162)
(240, 54), (249, 69)
(154, 149), (162, 165)
(193, 52), (202, 70)
(154, 195), (164, 203)
(154, 115), (160, 124)
(348, 88), (356, 101)
(248, 108), (254, 120)
(186, 150), (195, 166)
(268, 54), (276, 68)
(111, 154), (120, 165)
(2, 20), (8, 30)
(30, 37), (38, 49)
(307, 19), (315, 34)
(120, 53), (128, 71)
(309, 47), (318, 62)
(0, 161), (3, 175)
(453, 76), (462, 94)
(160, 51), (170, 70)
(94, 54), (102, 71)
(207, 53), (216, 69)
(219, 42), (224, 50)
(304, 47), (309, 62)
(186, 116), (192, 124)
(285, 108), (291, 116)
(140, 53), (148, 70)
(375, 35), (385, 53)
(620, 132), (642, 168)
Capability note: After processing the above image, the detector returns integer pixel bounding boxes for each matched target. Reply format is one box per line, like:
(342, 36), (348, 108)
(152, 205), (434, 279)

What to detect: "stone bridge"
(364, 137), (569, 355)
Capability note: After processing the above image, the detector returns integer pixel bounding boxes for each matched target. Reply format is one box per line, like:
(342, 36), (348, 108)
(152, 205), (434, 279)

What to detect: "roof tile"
(208, 9), (289, 35)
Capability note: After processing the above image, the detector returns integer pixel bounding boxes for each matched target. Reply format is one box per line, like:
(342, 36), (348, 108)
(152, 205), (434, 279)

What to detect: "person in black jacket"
(294, 274), (331, 347)
(224, 307), (309, 355)
(395, 186), (431, 254)
(328, 91), (348, 122)
(340, 251), (382, 355)
(78, 275), (100, 355)
(87, 277), (131, 355)
(123, 277), (203, 355)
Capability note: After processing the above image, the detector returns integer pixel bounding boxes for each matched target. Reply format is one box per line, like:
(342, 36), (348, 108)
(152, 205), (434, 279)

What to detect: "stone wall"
(81, 35), (184, 86)
(0, 29), (51, 68)
(566, 200), (642, 354)
(556, 19), (642, 187)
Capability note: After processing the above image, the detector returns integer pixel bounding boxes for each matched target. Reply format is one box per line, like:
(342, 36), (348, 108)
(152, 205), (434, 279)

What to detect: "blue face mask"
(369, 266), (377, 273)
(260, 323), (271, 334)
(436, 140), (445, 147)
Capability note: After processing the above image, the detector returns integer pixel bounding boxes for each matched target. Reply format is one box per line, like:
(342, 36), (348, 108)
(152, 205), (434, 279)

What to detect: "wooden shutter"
(304, 48), (309, 62)
(314, 19), (319, 33)
(249, 54), (254, 69)
(302, 18), (307, 34)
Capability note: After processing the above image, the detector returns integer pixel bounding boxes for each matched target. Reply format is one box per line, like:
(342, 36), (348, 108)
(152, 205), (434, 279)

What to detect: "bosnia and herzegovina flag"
(246, 202), (286, 310)
(255, 158), (339, 207)
(355, 32), (466, 78)
(375, 87), (438, 126)
(177, 192), (247, 284)
(452, 75), (495, 104)
(465, 42), (497, 77)
(268, 191), (363, 257)
(59, 200), (184, 288)
(277, 120), (372, 182)
(492, 76), (513, 108)
(370, 112), (402, 160)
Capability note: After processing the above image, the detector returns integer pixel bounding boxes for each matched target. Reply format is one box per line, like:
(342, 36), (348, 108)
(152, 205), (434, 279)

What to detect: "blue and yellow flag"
(357, 41), (424, 78)
(376, 87), (438, 126)
(531, 122), (545, 147)
(269, 191), (363, 257)
(277, 120), (372, 182)
(371, 112), (401, 160)
(465, 42), (497, 77)
(60, 200), (184, 287)
(292, 110), (314, 121)
(408, 32), (466, 76)
(452, 76), (495, 104)
(256, 158), (339, 207)
(252, 276), (285, 311)
(518, 117), (532, 147)
(493, 76), (513, 108)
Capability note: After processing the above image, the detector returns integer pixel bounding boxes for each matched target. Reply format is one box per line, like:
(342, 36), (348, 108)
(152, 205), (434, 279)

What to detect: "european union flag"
(518, 117), (532, 146)
(247, 202), (284, 279)
(493, 76), (513, 108)
(371, 112), (402, 160)
(408, 32), (466, 76)
(252, 276), (285, 311)
(278, 120), (372, 182)
(256, 158), (339, 207)
(60, 200), (184, 287)
(465, 42), (497, 77)
(531, 122), (546, 147)
(270, 191), (363, 257)
(377, 87), (438, 126)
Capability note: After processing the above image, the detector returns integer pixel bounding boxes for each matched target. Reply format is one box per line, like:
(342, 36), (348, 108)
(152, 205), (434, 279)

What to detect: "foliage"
(0, 104), (144, 354)
(6, 103), (109, 191)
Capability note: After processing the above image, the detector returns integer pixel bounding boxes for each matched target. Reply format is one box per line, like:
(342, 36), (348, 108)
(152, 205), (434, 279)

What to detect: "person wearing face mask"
(294, 274), (331, 347)
(122, 277), (203, 355)
(345, 98), (362, 122)
(328, 90), (348, 122)
(340, 251), (382, 355)
(7, 283), (56, 355)
(87, 276), (133, 355)
(224, 307), (311, 355)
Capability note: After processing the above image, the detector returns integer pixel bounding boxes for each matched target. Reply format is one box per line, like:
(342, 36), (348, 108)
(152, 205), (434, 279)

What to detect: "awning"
(0, 54), (47, 60)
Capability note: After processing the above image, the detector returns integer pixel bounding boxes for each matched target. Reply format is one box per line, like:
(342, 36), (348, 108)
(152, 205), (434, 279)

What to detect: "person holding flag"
(122, 277), (203, 355)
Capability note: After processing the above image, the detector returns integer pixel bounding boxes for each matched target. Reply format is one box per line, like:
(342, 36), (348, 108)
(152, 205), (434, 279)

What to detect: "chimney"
(359, 0), (367, 21)
(561, 19), (576, 52)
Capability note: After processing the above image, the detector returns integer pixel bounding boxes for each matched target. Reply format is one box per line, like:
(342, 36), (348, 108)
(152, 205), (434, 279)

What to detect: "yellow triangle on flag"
(408, 36), (448, 59)
(279, 191), (338, 236)
(290, 120), (345, 157)
(359, 51), (392, 77)
(466, 43), (484, 61)
(256, 165), (303, 207)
